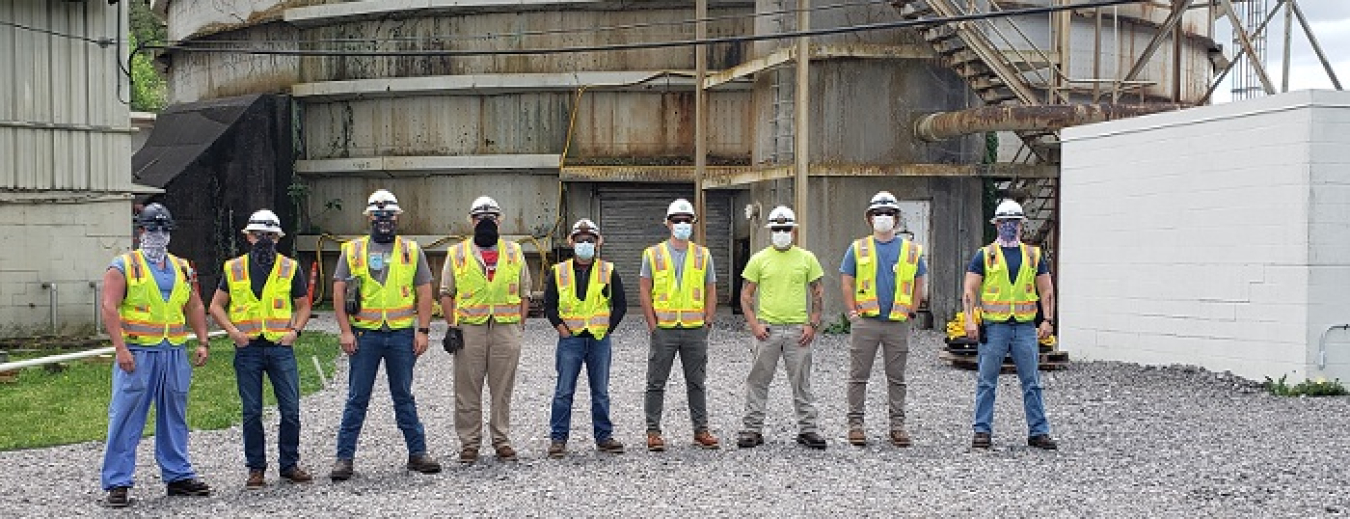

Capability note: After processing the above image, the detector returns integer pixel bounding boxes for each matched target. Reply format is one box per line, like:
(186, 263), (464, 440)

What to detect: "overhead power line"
(141, 0), (1146, 58)
(0, 19), (112, 46)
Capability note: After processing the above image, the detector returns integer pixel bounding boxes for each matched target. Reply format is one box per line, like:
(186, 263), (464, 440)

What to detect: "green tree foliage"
(128, 1), (166, 112)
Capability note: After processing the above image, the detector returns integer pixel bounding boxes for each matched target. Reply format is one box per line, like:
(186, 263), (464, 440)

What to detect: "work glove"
(442, 327), (464, 355)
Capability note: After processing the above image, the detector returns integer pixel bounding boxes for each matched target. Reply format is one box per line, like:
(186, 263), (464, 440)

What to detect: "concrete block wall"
(1060, 90), (1350, 383)
(0, 199), (132, 337)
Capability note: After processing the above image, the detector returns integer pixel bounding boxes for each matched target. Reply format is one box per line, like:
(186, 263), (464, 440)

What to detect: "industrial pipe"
(41, 282), (57, 334)
(914, 104), (1189, 142)
(0, 330), (228, 373)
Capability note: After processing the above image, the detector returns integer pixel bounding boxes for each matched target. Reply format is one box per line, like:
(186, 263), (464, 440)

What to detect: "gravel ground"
(3, 311), (1350, 517)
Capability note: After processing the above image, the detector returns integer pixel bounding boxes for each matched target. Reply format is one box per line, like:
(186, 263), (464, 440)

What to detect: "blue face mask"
(672, 222), (693, 240)
(997, 220), (1020, 242)
(573, 241), (596, 260)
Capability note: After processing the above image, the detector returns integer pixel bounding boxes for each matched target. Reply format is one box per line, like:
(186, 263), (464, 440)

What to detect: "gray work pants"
(741, 324), (819, 434)
(847, 318), (909, 430)
(644, 327), (710, 434)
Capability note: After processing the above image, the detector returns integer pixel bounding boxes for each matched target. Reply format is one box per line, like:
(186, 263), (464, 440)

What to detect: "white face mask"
(771, 230), (793, 249)
(573, 241), (596, 260)
(871, 215), (895, 233)
(672, 222), (693, 240)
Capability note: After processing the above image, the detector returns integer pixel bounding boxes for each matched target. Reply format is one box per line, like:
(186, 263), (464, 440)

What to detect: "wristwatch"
(1043, 318), (1055, 325)
(289, 327), (302, 337)
(417, 327), (431, 335)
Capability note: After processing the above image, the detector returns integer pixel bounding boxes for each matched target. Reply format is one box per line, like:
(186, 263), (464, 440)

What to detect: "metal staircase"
(893, 0), (1063, 245)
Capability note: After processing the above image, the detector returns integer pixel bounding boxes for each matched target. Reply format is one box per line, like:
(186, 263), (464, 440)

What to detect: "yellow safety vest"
(555, 259), (613, 339)
(645, 241), (709, 328)
(851, 237), (922, 321)
(449, 240), (525, 325)
(342, 237), (419, 330)
(118, 251), (191, 347)
(980, 243), (1041, 323)
(224, 255), (298, 342)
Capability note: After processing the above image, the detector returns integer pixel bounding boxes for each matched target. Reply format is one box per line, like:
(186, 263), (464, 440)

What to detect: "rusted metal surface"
(704, 43), (934, 89)
(704, 162), (1057, 189)
(915, 103), (1189, 142)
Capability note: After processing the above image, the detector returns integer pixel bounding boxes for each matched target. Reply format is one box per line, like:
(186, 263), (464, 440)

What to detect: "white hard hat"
(666, 198), (695, 219)
(992, 199), (1026, 221)
(364, 189), (403, 215)
(764, 205), (798, 228)
(469, 195), (502, 217)
(569, 218), (601, 239)
(867, 191), (902, 215)
(242, 209), (285, 237)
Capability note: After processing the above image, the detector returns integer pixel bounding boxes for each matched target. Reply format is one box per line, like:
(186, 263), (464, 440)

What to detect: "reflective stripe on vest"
(118, 251), (191, 346)
(342, 237), (419, 330)
(225, 255), (297, 341)
(450, 240), (525, 325)
(645, 242), (708, 328)
(852, 237), (923, 321)
(979, 243), (1040, 322)
(556, 259), (613, 339)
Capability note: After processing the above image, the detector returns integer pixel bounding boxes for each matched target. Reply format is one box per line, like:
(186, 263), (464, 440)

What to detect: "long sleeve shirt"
(543, 260), (627, 336)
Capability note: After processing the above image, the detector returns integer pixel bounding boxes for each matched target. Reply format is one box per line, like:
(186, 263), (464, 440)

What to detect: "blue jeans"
(973, 322), (1050, 436)
(234, 339), (301, 472)
(550, 335), (614, 442)
(335, 328), (427, 459)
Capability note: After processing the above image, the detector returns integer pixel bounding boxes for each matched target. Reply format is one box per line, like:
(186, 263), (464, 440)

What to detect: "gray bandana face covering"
(140, 230), (171, 265)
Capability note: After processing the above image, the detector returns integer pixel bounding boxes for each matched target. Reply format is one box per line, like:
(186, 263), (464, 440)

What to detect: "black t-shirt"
(217, 256), (309, 300)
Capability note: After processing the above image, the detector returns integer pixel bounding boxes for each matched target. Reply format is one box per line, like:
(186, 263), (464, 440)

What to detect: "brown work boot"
(458, 447), (479, 465)
(280, 466), (313, 483)
(1027, 434), (1059, 450)
(693, 430), (720, 449)
(494, 443), (518, 462)
(407, 453), (442, 473)
(889, 427), (913, 448)
(245, 469), (265, 490)
(847, 427), (867, 446)
(547, 440), (567, 459)
(646, 433), (666, 452)
(596, 438), (625, 454)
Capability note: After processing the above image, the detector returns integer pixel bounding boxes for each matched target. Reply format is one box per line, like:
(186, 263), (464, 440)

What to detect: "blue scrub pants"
(100, 347), (197, 490)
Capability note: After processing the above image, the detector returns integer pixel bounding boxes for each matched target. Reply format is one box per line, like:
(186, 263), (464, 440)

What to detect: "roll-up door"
(598, 187), (733, 307)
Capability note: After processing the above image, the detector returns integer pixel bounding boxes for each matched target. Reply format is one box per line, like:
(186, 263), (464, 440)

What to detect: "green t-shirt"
(741, 245), (824, 324)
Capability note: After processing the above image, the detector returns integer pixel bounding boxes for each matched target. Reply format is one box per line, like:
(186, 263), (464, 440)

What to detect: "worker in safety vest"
(331, 189), (441, 481)
(641, 198), (720, 452)
(207, 209), (313, 489)
(439, 195), (532, 465)
(963, 199), (1058, 451)
(839, 191), (927, 448)
(543, 218), (628, 459)
(99, 203), (212, 508)
(736, 206), (828, 450)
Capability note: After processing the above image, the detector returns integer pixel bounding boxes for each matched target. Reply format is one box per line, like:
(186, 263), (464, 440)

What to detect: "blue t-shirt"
(109, 255), (183, 349)
(839, 237), (928, 319)
(966, 245), (1051, 283)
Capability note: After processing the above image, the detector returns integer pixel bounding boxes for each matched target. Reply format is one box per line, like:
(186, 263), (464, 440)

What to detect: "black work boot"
(330, 458), (354, 481)
(166, 478), (212, 497)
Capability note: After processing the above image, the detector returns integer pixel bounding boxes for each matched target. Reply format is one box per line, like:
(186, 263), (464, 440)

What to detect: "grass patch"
(0, 333), (339, 451)
(1264, 374), (1350, 397)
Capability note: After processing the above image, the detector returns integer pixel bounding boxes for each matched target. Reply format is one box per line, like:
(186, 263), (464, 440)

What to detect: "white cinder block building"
(1, 1), (148, 337)
(1060, 89), (1350, 383)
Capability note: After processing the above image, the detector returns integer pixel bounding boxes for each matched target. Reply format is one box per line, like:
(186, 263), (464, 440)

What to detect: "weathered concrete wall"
(0, 197), (132, 337)
(1061, 90), (1350, 383)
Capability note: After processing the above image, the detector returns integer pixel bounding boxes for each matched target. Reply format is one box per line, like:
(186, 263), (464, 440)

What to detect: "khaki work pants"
(847, 318), (909, 430)
(454, 318), (523, 449)
(741, 324), (819, 434)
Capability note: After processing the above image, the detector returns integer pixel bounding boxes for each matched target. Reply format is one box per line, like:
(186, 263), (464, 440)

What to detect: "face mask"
(671, 222), (693, 241)
(771, 230), (793, 249)
(140, 230), (170, 265)
(871, 215), (895, 233)
(250, 235), (277, 267)
(474, 218), (499, 248)
(371, 217), (397, 243)
(573, 241), (597, 260)
(997, 220), (1020, 242)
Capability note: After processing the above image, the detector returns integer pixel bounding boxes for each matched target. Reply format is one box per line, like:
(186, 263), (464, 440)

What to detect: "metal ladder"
(769, 0), (795, 165)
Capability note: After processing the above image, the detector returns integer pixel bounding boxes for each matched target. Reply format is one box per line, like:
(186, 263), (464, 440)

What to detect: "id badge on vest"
(368, 252), (388, 271)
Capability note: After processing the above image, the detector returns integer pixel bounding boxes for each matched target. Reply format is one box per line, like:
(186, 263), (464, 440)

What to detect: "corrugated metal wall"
(598, 187), (733, 306)
(1, 0), (132, 192)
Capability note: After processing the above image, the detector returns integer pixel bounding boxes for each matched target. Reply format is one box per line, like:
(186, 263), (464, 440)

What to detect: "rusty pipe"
(915, 104), (1189, 142)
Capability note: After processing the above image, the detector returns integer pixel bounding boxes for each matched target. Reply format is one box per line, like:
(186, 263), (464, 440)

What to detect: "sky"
(1212, 0), (1348, 102)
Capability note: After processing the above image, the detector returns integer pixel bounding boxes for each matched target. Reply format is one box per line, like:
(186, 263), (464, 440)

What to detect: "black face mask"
(473, 218), (498, 248)
(250, 236), (277, 267)
(371, 218), (397, 243)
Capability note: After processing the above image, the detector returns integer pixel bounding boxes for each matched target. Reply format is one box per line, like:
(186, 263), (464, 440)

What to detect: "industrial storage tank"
(147, 0), (1214, 319)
